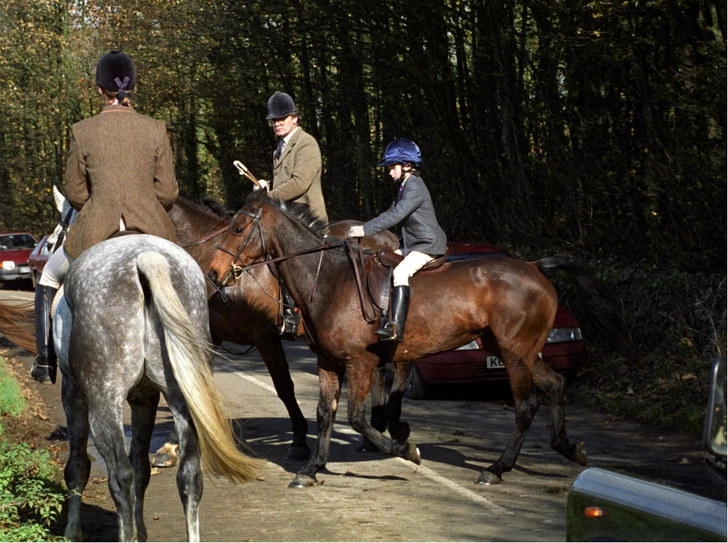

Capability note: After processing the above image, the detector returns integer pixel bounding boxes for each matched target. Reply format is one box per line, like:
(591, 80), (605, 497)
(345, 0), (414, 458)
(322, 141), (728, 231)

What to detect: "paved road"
(0, 289), (704, 541)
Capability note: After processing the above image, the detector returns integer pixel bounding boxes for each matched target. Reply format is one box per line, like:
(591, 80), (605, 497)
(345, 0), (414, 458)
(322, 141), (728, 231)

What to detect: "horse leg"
(386, 360), (413, 443)
(289, 355), (343, 488)
(88, 401), (137, 541)
(357, 362), (387, 453)
(531, 361), (587, 465)
(61, 376), (91, 542)
(477, 358), (539, 486)
(346, 361), (420, 465)
(167, 397), (203, 542)
(255, 333), (310, 460)
(127, 391), (161, 542)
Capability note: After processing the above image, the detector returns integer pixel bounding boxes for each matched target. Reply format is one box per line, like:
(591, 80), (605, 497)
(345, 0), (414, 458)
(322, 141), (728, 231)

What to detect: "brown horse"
(159, 195), (398, 464)
(205, 191), (629, 487)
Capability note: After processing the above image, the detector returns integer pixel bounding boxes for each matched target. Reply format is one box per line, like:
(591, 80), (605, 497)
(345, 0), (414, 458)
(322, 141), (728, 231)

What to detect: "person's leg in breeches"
(30, 248), (69, 384)
(375, 252), (432, 342)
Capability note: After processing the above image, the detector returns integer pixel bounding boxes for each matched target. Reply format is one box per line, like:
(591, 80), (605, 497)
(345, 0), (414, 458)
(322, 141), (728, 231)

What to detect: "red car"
(0, 232), (39, 286)
(406, 242), (586, 398)
(28, 235), (52, 287)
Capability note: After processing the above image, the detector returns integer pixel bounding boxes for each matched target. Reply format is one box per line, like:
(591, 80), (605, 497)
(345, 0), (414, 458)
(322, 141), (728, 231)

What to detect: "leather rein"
(214, 208), (374, 320)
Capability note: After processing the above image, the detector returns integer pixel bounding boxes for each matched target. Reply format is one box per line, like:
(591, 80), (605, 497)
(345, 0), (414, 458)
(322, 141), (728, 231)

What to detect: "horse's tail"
(135, 252), (263, 483)
(536, 257), (642, 362)
(0, 300), (36, 355)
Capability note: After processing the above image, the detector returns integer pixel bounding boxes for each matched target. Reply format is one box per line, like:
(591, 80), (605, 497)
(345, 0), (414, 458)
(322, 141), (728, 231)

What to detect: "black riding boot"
(278, 285), (300, 342)
(375, 285), (411, 343)
(30, 284), (58, 384)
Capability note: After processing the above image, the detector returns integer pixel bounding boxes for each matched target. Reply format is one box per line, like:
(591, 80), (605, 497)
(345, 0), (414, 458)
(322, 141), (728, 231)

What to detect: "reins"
(215, 206), (375, 318)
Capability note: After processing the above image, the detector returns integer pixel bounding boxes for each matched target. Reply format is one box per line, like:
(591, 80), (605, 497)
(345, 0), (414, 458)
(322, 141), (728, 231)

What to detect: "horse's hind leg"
(61, 376), (91, 542)
(477, 357), (540, 486)
(167, 396), (203, 541)
(531, 361), (587, 466)
(128, 391), (161, 542)
(256, 335), (310, 461)
(88, 401), (137, 541)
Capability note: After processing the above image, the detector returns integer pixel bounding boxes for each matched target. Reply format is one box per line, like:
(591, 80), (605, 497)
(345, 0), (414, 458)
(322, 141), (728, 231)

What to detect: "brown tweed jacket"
(64, 105), (179, 259)
(270, 127), (328, 223)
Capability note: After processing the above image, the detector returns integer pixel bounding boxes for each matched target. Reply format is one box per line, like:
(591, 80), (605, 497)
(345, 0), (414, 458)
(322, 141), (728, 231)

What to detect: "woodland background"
(0, 1), (726, 430)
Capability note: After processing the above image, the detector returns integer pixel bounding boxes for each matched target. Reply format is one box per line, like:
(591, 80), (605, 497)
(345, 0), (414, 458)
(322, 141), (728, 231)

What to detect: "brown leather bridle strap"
(181, 224), (230, 249)
(345, 240), (376, 323)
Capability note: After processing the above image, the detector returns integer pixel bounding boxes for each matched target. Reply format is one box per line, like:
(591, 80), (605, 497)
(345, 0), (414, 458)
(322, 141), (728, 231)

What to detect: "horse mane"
(178, 194), (233, 219)
(244, 191), (329, 238)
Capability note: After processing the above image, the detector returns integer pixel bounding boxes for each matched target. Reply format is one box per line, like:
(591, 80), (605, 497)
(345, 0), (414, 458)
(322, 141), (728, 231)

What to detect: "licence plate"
(19, 266), (29, 273)
(486, 356), (504, 369)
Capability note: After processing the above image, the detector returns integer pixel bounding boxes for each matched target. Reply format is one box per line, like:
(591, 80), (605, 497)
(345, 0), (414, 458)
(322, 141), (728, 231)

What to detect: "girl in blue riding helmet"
(347, 138), (447, 342)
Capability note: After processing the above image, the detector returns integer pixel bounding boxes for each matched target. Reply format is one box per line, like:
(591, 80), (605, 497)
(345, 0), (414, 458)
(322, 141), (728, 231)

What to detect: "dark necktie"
(275, 138), (285, 160)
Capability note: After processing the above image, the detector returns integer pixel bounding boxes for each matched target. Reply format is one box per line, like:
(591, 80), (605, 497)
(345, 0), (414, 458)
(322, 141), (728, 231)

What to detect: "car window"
(0, 234), (36, 250)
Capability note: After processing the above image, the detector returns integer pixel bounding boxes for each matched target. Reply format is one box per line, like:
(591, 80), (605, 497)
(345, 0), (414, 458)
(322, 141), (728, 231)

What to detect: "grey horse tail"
(536, 257), (642, 362)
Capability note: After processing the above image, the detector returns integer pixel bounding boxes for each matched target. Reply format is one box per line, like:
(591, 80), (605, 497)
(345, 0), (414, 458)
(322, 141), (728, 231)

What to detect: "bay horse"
(54, 234), (261, 541)
(206, 191), (613, 487)
(152, 195), (398, 465)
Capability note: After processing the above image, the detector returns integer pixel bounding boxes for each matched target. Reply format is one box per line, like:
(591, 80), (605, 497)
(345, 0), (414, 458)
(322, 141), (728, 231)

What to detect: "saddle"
(366, 249), (446, 312)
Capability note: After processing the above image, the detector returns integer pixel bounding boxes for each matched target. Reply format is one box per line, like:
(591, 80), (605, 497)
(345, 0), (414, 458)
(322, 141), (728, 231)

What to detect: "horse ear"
(52, 185), (67, 213)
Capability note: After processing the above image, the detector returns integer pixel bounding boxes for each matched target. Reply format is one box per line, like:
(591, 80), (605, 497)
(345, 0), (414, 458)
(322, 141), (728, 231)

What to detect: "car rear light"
(454, 340), (480, 351)
(546, 327), (582, 343)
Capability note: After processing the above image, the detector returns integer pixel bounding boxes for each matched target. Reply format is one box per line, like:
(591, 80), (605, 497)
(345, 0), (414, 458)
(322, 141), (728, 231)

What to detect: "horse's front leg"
(255, 331), (310, 461)
(128, 392), (160, 542)
(385, 360), (413, 443)
(347, 360), (420, 465)
(289, 355), (344, 488)
(357, 362), (387, 453)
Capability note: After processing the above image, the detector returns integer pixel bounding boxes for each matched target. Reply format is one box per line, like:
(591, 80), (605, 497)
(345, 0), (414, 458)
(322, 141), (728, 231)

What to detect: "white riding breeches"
(392, 250), (434, 287)
(39, 248), (71, 289)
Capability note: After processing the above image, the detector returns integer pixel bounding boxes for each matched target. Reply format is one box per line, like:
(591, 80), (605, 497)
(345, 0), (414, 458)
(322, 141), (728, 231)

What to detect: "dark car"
(0, 232), (39, 284)
(566, 356), (726, 541)
(28, 235), (52, 287)
(406, 242), (586, 399)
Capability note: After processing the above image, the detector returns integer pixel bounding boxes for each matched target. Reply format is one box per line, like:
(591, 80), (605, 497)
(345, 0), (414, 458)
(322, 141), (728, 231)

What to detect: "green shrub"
(0, 360), (25, 417)
(0, 441), (66, 542)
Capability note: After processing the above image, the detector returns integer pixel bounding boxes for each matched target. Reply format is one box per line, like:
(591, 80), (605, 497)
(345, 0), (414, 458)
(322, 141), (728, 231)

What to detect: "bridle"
(212, 206), (367, 308)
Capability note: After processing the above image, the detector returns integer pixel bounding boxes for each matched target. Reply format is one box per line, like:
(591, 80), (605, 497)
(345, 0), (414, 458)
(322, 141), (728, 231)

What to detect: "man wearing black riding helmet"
(256, 91), (328, 341)
(30, 49), (179, 384)
(347, 138), (447, 342)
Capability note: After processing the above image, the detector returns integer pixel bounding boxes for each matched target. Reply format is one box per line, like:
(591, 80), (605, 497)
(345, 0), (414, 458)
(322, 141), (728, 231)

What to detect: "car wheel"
(405, 364), (429, 400)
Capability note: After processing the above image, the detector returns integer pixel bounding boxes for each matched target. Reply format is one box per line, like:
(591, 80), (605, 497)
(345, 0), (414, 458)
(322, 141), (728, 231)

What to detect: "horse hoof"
(405, 443), (421, 465)
(289, 474), (316, 488)
(476, 471), (502, 485)
(150, 444), (179, 468)
(284, 445), (311, 462)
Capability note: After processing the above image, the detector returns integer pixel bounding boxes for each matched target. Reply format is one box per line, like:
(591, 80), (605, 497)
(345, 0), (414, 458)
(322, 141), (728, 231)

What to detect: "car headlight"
(546, 327), (583, 343)
(1, 261), (16, 270)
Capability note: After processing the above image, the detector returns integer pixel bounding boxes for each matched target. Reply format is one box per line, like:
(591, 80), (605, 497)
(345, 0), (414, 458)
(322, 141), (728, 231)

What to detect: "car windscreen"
(0, 234), (36, 250)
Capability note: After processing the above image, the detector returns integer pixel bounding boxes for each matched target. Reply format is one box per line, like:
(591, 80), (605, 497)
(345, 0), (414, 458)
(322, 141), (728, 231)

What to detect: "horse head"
(207, 190), (272, 289)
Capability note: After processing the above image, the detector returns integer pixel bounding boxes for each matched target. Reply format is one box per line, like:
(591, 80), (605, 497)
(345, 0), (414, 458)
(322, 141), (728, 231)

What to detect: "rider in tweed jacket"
(31, 50), (179, 385)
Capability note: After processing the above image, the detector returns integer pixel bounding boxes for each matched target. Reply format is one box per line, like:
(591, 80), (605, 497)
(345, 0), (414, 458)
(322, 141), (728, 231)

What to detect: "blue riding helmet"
(378, 138), (422, 167)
